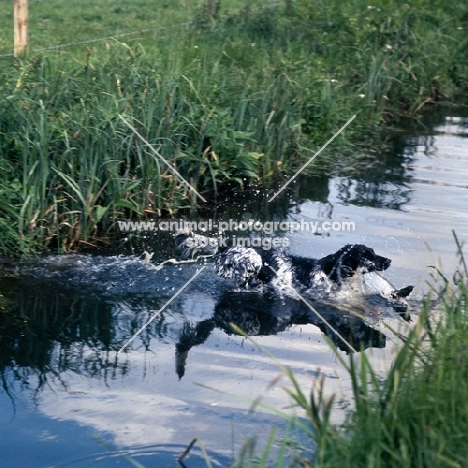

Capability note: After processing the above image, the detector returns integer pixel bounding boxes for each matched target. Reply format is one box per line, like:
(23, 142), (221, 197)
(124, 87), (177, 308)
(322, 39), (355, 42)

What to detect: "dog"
(174, 230), (413, 311)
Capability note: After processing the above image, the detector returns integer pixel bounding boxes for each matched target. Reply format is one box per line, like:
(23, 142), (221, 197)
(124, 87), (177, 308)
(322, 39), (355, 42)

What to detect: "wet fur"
(175, 231), (406, 299)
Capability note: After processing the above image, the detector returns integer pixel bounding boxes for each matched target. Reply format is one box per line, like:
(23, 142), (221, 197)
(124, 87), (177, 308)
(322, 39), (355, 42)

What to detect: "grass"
(1, 0), (468, 256)
(0, 0), (270, 55)
(229, 234), (468, 467)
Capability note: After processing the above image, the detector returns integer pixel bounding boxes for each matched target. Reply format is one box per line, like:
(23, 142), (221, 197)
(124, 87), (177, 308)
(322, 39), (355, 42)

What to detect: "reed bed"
(0, 0), (467, 256)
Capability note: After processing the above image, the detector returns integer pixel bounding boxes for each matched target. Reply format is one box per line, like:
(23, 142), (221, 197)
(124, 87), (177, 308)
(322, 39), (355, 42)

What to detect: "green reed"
(0, 0), (467, 255)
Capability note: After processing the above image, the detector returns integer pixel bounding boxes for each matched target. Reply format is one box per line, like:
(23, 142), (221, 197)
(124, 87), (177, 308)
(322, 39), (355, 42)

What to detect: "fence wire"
(0, 22), (192, 58)
(0, 1), (281, 58)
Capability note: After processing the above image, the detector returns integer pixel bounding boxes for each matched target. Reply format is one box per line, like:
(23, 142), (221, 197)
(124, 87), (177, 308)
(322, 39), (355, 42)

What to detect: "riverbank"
(1, 0), (467, 257)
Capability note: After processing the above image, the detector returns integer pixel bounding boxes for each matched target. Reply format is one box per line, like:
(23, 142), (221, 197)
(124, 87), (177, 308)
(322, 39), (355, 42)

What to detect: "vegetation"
(1, 0), (468, 256)
(0, 0), (271, 55)
(230, 235), (468, 467)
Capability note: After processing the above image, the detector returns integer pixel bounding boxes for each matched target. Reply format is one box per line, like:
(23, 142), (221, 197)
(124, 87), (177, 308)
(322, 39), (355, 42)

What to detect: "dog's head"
(321, 244), (391, 283)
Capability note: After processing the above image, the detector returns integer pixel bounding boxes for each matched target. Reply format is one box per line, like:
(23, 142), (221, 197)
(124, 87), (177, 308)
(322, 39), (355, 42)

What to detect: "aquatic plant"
(0, 0), (467, 256)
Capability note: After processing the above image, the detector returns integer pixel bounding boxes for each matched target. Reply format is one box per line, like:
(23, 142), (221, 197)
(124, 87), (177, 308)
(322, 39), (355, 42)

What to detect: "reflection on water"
(1, 258), (390, 382)
(176, 290), (388, 379)
(333, 176), (412, 209)
(1, 114), (468, 467)
(0, 254), (403, 467)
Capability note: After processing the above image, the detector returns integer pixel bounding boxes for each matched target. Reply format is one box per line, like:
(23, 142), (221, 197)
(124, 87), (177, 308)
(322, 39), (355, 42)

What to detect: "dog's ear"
(335, 247), (360, 280)
(320, 246), (348, 275)
(319, 248), (345, 282)
(343, 249), (361, 272)
(320, 245), (358, 283)
(335, 260), (355, 280)
(323, 258), (353, 283)
(320, 254), (338, 277)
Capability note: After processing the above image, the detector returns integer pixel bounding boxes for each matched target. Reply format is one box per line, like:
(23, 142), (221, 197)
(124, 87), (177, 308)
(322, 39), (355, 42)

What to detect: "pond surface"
(1, 113), (467, 467)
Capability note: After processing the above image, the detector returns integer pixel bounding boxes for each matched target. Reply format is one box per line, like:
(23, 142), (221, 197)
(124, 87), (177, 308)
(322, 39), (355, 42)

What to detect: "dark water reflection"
(1, 112), (468, 467)
(1, 260), (388, 382)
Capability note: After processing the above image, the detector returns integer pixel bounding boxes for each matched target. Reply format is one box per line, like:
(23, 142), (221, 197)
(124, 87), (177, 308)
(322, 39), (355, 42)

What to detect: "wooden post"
(14, 0), (29, 57)
(207, 0), (215, 15)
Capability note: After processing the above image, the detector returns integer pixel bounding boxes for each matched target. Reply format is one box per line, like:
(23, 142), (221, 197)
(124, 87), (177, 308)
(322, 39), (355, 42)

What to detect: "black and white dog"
(175, 230), (413, 312)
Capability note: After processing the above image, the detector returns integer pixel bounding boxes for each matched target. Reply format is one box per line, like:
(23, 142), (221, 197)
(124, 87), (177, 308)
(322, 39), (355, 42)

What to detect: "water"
(1, 114), (467, 467)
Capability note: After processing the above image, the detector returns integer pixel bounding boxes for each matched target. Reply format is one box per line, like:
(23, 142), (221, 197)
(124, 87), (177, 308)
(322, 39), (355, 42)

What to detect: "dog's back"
(174, 231), (412, 314)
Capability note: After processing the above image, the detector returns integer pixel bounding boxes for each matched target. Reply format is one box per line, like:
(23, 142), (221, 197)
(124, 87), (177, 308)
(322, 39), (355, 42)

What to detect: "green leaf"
(114, 199), (142, 214)
(94, 205), (110, 223)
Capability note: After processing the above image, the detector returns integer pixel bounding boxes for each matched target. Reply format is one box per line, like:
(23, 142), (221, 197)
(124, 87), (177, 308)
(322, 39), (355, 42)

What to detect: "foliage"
(0, 0), (467, 256)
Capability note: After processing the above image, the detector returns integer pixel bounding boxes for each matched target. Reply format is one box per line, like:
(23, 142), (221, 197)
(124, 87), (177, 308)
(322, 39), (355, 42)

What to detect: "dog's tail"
(174, 229), (220, 259)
